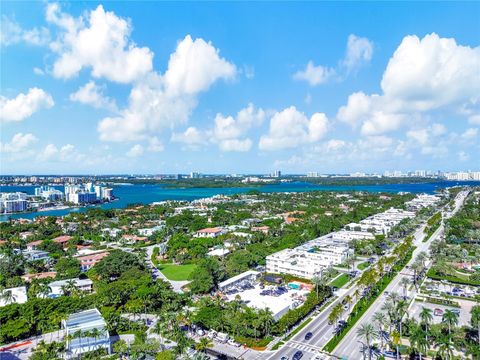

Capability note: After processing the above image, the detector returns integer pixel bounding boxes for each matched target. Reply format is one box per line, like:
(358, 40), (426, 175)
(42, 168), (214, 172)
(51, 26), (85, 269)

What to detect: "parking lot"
(423, 279), (480, 300)
(224, 283), (310, 320)
(410, 299), (474, 326)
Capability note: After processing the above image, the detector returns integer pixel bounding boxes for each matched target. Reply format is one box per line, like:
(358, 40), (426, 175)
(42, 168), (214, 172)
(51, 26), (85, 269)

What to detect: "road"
(268, 190), (468, 360)
(332, 190), (468, 359)
(144, 244), (189, 293)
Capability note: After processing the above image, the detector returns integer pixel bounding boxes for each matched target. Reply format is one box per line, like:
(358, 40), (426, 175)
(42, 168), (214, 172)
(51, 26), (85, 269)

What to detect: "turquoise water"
(1, 180), (478, 221)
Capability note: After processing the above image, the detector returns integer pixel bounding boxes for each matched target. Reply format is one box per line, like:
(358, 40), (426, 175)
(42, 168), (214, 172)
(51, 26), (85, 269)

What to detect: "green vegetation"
(329, 274), (350, 288)
(357, 262), (370, 270)
(424, 211), (442, 240)
(157, 263), (197, 281)
(324, 239), (415, 352)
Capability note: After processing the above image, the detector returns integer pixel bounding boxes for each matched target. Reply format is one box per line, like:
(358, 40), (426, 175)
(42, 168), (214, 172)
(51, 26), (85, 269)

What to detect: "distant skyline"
(1, 1), (479, 174)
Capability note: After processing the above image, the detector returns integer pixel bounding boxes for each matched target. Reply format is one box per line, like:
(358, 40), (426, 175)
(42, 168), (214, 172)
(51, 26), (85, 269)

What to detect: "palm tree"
(153, 319), (166, 348)
(195, 337), (213, 353)
(1, 289), (16, 305)
(410, 325), (428, 360)
(372, 312), (387, 350)
(311, 275), (323, 299)
(442, 309), (459, 336)
(329, 303), (344, 328)
(435, 334), (455, 360)
(399, 277), (410, 298)
(471, 305), (480, 347)
(356, 323), (378, 360)
(419, 307), (433, 339)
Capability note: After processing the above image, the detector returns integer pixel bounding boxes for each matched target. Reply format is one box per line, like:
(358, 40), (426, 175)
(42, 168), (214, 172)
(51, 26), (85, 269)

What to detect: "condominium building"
(34, 186), (64, 201)
(266, 244), (352, 279)
(0, 192), (28, 213)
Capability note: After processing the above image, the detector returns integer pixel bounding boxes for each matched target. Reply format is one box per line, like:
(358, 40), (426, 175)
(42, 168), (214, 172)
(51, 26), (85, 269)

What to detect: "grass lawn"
(329, 273), (350, 288)
(158, 263), (197, 281)
(357, 262), (370, 270)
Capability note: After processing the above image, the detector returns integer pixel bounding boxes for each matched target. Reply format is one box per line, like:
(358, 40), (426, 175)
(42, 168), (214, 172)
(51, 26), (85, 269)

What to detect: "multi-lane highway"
(332, 190), (468, 359)
(268, 190), (468, 360)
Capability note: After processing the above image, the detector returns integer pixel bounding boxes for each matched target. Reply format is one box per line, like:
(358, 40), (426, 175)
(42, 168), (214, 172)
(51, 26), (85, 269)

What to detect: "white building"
(45, 278), (93, 298)
(0, 192), (28, 213)
(0, 286), (28, 307)
(194, 227), (225, 238)
(34, 186), (64, 201)
(406, 194), (441, 210)
(63, 309), (111, 356)
(266, 243), (352, 280)
(138, 224), (165, 236)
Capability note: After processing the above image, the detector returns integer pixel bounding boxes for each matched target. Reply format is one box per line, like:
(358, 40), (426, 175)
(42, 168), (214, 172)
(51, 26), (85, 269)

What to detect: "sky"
(1, 1), (479, 175)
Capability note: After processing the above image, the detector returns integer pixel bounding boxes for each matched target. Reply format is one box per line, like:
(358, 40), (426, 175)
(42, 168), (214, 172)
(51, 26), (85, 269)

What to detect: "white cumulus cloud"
(0, 88), (54, 123)
(0, 16), (50, 46)
(70, 81), (117, 111)
(293, 61), (336, 86)
(0, 133), (38, 153)
(98, 35), (237, 142)
(337, 33), (480, 135)
(294, 34), (373, 86)
(259, 106), (329, 150)
(126, 144), (144, 158)
(46, 3), (153, 83)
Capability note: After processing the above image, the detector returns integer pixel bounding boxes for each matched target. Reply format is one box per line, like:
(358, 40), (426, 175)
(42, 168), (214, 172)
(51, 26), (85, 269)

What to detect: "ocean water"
(1, 180), (478, 221)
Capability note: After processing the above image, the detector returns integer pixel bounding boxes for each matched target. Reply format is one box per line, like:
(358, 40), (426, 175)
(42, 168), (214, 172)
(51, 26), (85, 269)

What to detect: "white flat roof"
(65, 308), (106, 332)
(218, 270), (259, 288)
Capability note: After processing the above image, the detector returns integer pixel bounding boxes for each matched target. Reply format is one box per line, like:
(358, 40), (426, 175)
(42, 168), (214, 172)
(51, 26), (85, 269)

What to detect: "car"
(304, 332), (313, 340)
(383, 350), (399, 358)
(292, 351), (303, 360)
(196, 329), (205, 336)
(227, 339), (241, 347)
(280, 357), (289, 360)
(343, 304), (349, 310)
(451, 309), (460, 315)
(434, 308), (443, 316)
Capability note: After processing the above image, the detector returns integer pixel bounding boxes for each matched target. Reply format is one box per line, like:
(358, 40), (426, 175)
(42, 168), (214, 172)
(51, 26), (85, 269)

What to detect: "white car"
(196, 329), (205, 336)
(228, 339), (241, 347)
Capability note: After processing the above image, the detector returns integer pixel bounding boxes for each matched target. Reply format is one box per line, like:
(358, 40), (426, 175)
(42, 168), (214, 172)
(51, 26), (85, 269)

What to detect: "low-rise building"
(266, 243), (352, 280)
(76, 251), (109, 272)
(63, 309), (111, 356)
(46, 278), (93, 298)
(218, 270), (260, 291)
(194, 227), (225, 238)
(22, 249), (50, 261)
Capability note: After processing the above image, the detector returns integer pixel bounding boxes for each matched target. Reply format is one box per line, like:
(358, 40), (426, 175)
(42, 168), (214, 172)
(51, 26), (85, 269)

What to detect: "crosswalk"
(287, 340), (324, 353)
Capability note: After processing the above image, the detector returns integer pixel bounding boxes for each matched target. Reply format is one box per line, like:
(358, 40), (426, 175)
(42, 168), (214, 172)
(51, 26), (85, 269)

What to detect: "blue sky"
(1, 1), (479, 175)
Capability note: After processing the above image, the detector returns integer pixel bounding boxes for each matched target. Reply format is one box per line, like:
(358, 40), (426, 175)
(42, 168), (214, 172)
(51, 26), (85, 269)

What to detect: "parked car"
(227, 339), (240, 347)
(196, 329), (205, 336)
(292, 351), (303, 360)
(451, 309), (460, 315)
(304, 332), (313, 340)
(434, 308), (443, 316)
(280, 357), (289, 360)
